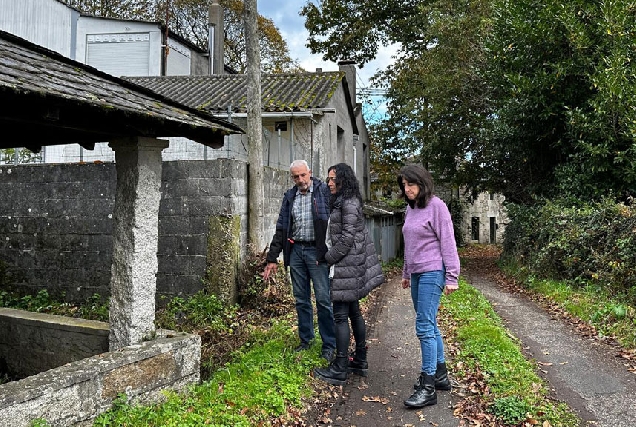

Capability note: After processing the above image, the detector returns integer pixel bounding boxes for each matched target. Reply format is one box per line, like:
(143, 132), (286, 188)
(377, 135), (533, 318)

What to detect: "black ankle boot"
(435, 362), (451, 390)
(314, 354), (348, 386)
(404, 373), (437, 408)
(413, 362), (452, 391)
(348, 346), (368, 377)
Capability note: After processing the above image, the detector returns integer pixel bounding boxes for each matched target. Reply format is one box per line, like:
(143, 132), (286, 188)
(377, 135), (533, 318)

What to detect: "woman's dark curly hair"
(328, 163), (362, 207)
(397, 164), (435, 209)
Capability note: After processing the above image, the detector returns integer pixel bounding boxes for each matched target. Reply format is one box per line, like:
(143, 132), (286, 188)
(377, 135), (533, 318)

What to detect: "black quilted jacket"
(325, 195), (385, 302)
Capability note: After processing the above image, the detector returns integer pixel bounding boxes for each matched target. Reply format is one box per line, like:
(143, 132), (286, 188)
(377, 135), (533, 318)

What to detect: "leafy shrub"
(502, 198), (636, 300)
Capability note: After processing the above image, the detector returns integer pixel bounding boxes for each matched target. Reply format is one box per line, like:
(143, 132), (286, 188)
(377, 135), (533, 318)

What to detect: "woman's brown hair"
(397, 164), (434, 209)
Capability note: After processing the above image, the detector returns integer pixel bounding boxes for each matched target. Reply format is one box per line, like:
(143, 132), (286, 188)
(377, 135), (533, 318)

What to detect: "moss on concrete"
(204, 215), (241, 304)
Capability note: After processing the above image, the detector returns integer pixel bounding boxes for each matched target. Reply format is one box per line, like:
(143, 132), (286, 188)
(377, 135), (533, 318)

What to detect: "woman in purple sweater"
(398, 164), (460, 409)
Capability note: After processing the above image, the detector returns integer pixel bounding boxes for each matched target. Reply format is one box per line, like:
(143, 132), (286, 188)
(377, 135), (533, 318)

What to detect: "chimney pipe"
(208, 0), (224, 75)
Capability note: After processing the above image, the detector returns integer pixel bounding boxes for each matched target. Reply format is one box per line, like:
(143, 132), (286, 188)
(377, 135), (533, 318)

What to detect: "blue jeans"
(289, 244), (336, 352)
(410, 270), (446, 375)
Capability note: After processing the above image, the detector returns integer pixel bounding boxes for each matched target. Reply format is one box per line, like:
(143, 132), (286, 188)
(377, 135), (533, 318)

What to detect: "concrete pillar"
(107, 137), (169, 351)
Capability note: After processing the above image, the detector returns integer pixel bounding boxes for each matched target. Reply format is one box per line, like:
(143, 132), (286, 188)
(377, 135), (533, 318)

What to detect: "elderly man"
(263, 160), (336, 360)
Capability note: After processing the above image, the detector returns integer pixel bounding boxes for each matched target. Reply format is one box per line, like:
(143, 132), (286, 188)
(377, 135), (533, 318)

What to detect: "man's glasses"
(292, 172), (308, 180)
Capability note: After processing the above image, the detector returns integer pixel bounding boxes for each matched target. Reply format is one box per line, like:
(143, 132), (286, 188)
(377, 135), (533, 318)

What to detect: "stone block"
(0, 324), (200, 427)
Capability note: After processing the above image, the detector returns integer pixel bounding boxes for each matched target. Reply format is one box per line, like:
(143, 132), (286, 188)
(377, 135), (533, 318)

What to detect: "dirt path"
(315, 251), (636, 426)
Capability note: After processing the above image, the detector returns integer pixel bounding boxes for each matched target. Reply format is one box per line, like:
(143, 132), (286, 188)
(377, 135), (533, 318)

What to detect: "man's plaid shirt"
(291, 185), (315, 242)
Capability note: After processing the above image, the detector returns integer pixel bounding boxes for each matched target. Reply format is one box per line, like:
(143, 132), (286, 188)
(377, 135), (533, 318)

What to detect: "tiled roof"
(125, 72), (346, 114)
(0, 30), (243, 152)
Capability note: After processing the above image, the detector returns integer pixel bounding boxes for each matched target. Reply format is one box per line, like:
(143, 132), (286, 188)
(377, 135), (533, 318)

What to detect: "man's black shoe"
(294, 342), (311, 352)
(321, 349), (335, 361)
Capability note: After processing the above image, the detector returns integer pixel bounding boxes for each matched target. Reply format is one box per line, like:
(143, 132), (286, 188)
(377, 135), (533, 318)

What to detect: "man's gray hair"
(289, 159), (309, 170)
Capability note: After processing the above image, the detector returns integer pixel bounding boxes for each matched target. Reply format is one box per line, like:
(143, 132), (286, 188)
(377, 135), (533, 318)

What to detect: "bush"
(502, 198), (636, 300)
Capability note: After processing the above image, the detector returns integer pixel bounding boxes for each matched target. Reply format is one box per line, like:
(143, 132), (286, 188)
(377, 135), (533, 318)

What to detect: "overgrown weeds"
(155, 248), (296, 380)
(93, 247), (337, 426)
(94, 321), (322, 427)
(0, 290), (108, 321)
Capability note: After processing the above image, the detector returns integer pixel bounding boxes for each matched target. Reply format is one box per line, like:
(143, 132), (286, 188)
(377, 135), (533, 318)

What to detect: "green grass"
(500, 261), (636, 349)
(442, 279), (580, 426)
(94, 319), (323, 426)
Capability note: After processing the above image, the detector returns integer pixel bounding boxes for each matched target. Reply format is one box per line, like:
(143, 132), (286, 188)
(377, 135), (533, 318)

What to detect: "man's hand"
(401, 278), (410, 289)
(263, 262), (278, 281)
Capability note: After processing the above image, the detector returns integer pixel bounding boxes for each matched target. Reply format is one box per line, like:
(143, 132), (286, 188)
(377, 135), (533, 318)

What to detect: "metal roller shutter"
(86, 33), (150, 77)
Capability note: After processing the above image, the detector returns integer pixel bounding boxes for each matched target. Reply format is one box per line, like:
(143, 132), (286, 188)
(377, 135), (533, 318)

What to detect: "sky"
(257, 1), (398, 93)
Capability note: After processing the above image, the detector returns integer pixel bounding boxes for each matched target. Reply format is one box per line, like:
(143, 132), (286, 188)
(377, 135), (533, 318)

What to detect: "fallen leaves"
(361, 395), (390, 405)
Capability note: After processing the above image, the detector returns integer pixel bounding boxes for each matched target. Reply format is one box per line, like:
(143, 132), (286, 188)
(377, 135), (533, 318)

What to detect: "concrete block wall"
(0, 163), (116, 299)
(158, 159), (247, 299)
(0, 160), (291, 303)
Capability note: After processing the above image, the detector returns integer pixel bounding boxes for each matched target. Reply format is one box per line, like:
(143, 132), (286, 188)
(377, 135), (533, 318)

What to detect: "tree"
(63, 0), (155, 20)
(305, 0), (636, 204)
(220, 0), (301, 73)
(485, 0), (636, 202)
(63, 0), (300, 73)
(301, 0), (429, 66)
(304, 0), (493, 199)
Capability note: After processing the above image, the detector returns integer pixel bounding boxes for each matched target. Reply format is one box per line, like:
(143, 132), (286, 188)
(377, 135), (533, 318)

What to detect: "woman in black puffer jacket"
(314, 163), (385, 386)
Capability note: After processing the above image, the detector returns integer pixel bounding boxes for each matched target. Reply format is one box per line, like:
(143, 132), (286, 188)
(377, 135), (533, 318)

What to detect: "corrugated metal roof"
(126, 72), (346, 114)
(0, 29), (243, 151)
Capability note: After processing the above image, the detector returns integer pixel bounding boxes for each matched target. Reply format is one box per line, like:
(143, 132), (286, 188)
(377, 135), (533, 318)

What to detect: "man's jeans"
(410, 270), (446, 375)
(289, 244), (336, 352)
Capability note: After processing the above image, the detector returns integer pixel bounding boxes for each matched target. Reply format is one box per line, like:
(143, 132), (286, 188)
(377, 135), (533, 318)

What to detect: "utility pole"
(244, 0), (264, 248)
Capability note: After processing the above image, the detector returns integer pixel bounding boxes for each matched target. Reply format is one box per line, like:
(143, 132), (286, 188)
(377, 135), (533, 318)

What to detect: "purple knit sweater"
(401, 196), (460, 288)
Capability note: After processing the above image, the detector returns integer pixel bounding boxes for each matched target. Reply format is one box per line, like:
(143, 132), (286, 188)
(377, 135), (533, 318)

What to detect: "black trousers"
(333, 300), (366, 356)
